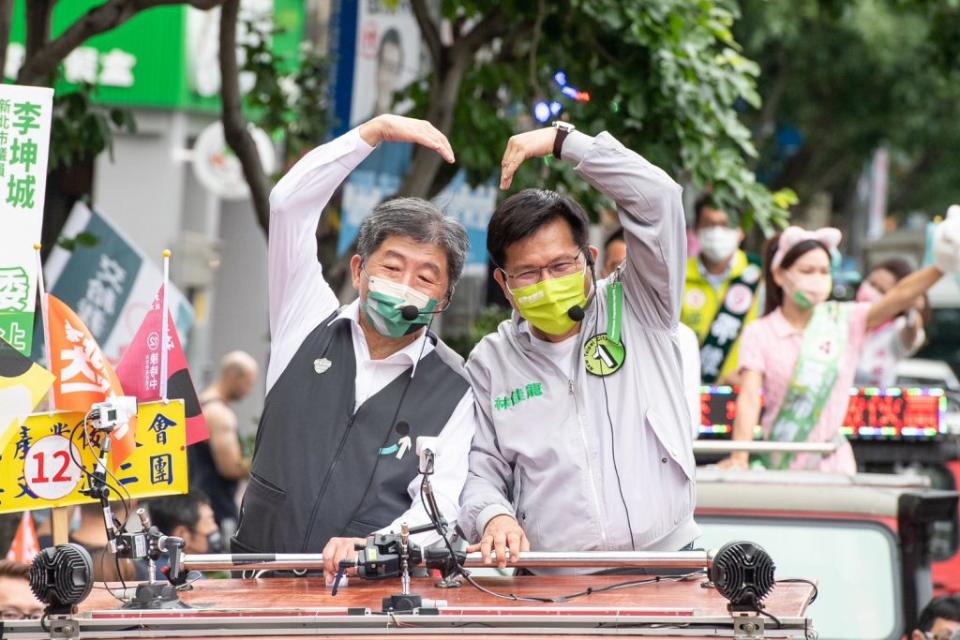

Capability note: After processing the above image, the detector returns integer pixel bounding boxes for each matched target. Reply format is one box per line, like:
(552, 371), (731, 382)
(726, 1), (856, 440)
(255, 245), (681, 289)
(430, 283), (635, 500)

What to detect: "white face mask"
(697, 226), (740, 263)
(365, 274), (433, 309)
(783, 272), (833, 310)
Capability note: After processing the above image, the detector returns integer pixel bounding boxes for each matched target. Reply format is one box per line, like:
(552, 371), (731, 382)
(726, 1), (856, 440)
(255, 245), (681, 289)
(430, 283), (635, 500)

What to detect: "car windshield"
(698, 517), (900, 640)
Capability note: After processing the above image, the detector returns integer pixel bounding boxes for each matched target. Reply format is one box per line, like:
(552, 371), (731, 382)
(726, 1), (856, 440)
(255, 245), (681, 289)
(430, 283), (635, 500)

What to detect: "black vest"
(231, 312), (469, 553)
(187, 399), (239, 526)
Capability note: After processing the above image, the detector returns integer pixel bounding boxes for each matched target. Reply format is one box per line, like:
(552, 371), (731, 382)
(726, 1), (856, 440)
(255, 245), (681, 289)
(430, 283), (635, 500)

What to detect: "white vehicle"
(895, 358), (960, 390)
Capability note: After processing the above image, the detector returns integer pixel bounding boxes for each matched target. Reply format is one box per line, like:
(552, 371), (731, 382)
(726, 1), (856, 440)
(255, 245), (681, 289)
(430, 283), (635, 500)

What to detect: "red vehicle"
(695, 464), (958, 640)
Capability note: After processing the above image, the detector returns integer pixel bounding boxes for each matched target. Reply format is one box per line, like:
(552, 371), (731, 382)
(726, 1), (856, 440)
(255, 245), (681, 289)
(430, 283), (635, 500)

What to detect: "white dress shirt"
(266, 126), (476, 544)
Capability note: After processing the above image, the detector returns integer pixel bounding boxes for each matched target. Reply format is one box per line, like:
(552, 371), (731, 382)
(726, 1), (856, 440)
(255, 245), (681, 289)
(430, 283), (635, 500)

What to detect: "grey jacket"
(458, 130), (699, 552)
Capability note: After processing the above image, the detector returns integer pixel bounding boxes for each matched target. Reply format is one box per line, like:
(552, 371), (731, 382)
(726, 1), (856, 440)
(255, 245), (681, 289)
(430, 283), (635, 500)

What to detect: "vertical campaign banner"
(44, 202), (194, 363)
(334, 1), (496, 272)
(0, 85), (53, 357)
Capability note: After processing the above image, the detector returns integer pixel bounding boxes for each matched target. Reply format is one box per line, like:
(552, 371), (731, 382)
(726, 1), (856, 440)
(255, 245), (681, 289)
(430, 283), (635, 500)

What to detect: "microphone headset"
(400, 305), (445, 322)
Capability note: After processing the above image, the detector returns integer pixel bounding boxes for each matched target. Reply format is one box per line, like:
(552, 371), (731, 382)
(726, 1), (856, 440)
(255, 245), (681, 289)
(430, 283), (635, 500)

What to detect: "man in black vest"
(231, 115), (474, 580)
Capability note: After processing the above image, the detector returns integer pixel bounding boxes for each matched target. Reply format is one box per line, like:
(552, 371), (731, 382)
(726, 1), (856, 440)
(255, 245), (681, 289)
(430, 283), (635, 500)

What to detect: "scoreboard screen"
(699, 386), (945, 441)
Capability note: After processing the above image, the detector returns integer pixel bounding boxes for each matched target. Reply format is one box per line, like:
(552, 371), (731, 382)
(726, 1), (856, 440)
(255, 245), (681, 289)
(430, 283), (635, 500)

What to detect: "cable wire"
(589, 262), (636, 550)
(337, 311), (438, 541)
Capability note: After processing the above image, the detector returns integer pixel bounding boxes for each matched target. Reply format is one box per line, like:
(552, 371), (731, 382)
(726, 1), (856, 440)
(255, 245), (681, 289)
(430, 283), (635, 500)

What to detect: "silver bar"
(183, 550), (711, 573)
(693, 440), (837, 455)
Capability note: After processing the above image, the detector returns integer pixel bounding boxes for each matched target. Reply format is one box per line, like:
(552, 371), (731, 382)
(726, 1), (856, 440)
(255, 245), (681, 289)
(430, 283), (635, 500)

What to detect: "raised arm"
(866, 266), (942, 332)
(499, 126), (685, 328)
(267, 116), (456, 391)
(266, 128), (374, 390)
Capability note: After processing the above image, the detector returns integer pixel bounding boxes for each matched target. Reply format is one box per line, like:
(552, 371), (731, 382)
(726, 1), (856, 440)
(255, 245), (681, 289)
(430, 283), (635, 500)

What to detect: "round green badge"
(583, 334), (626, 376)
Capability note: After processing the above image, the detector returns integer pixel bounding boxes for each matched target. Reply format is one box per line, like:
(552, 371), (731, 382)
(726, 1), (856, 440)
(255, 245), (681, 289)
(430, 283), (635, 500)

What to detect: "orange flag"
(6, 511), (40, 563)
(47, 294), (135, 468)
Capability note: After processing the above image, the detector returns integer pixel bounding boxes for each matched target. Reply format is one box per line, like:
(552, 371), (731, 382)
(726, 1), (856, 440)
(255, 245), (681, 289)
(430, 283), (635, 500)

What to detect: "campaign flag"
(46, 293), (134, 469)
(5, 511), (39, 563)
(116, 285), (207, 445)
(44, 202), (194, 363)
(0, 337), (53, 452)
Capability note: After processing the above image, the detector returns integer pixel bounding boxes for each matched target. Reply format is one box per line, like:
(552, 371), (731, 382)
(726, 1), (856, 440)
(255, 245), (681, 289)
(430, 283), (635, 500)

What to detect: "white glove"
(933, 205), (960, 273)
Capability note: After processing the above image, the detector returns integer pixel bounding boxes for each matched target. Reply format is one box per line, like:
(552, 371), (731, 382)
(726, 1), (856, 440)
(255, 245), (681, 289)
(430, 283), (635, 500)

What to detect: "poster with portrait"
(335, 1), (496, 274)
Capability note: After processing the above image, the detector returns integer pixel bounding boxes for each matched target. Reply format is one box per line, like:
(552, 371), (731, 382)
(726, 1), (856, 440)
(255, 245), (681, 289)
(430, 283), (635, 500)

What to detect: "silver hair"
(356, 197), (470, 294)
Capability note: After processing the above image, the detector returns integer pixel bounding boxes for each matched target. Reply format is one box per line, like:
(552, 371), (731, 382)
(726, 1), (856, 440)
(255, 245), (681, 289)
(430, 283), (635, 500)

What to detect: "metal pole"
(183, 550), (712, 573)
(693, 441), (837, 455)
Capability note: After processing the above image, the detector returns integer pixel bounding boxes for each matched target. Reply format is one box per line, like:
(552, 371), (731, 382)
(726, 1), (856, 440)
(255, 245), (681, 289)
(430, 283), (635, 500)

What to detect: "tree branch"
(24, 0), (53, 62)
(411, 0), (442, 71)
(18, 0), (225, 85)
(0, 0), (15, 80)
(527, 0), (546, 97)
(456, 10), (507, 56)
(399, 10), (512, 199)
(218, 0), (270, 236)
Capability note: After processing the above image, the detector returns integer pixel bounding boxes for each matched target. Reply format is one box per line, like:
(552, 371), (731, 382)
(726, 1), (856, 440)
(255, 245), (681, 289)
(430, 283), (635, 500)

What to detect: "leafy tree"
(734, 0), (960, 222)
(0, 0), (228, 253)
(218, 2), (331, 236)
(225, 0), (795, 246)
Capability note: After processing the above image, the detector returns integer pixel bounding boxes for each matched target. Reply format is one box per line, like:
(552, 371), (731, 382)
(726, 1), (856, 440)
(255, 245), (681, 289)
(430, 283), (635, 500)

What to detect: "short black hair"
(693, 194), (735, 229)
(869, 257), (914, 283)
(604, 227), (625, 253)
(916, 596), (960, 632)
(378, 28), (402, 63)
(147, 491), (210, 535)
(487, 188), (590, 267)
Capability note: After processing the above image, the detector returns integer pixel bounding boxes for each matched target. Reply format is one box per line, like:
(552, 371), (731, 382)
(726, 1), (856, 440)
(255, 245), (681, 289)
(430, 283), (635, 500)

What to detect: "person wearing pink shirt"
(720, 213), (960, 473)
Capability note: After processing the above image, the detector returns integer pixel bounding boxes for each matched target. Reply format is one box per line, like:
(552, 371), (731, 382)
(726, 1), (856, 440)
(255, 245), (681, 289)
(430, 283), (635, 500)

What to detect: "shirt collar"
(770, 307), (802, 338)
(331, 299), (433, 374)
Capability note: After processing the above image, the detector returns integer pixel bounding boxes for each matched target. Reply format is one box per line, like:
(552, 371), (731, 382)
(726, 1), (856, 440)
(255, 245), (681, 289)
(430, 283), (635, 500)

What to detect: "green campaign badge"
(584, 333), (625, 376)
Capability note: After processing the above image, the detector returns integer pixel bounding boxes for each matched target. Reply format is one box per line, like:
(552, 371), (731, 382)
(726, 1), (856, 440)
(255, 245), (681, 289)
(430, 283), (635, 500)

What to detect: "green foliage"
(49, 81), (136, 171)
(239, 20), (332, 167)
(445, 305), (512, 359)
(406, 0), (794, 234)
(735, 0), (960, 219)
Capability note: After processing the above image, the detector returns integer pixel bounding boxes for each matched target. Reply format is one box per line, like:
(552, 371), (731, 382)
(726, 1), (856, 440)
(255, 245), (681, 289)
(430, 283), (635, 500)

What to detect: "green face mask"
(362, 275), (439, 338)
(792, 290), (814, 311)
(509, 268), (588, 336)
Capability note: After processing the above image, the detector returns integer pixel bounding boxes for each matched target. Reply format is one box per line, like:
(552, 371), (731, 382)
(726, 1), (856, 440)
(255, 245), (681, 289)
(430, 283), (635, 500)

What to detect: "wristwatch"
(552, 121), (576, 160)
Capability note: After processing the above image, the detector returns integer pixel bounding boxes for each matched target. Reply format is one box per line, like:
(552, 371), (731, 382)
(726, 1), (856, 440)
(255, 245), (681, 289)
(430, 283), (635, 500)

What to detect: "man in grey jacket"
(459, 123), (699, 567)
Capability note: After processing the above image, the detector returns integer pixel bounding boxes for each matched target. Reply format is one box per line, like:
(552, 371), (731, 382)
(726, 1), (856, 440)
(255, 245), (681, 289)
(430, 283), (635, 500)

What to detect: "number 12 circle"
(24, 436), (84, 500)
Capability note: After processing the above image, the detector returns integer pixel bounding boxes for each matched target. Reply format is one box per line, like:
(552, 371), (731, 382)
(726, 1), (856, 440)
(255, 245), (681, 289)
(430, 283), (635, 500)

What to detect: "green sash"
(761, 302), (850, 470)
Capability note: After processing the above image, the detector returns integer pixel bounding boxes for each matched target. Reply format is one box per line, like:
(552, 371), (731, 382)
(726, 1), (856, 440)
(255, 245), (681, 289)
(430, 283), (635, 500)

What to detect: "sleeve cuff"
(475, 504), (515, 538)
(560, 130), (596, 166)
(349, 125), (377, 153)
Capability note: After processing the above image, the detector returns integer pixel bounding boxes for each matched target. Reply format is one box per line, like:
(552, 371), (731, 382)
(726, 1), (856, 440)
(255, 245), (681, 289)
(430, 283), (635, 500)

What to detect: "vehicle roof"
(895, 358), (960, 388)
(696, 468), (931, 518)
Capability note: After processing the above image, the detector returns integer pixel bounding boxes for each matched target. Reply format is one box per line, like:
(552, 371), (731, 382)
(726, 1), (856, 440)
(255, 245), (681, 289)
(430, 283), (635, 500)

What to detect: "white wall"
(208, 200), (269, 435)
(93, 108), (269, 437)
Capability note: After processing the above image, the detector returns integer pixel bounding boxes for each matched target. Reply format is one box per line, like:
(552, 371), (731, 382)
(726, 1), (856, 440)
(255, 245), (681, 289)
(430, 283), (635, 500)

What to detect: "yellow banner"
(0, 400), (188, 514)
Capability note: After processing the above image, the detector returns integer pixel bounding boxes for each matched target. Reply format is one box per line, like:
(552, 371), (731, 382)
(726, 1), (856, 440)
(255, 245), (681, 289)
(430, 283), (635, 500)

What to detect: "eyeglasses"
(1, 608), (43, 620)
(924, 630), (960, 640)
(501, 253), (584, 287)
